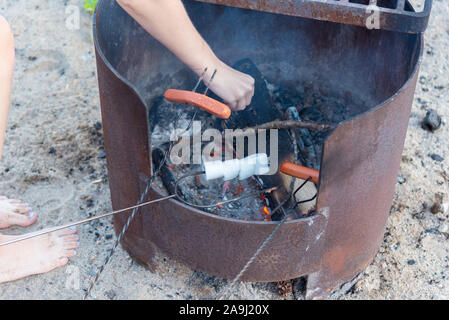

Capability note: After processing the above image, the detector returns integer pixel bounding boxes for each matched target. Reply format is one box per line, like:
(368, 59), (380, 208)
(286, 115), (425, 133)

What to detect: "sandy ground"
(0, 0), (448, 300)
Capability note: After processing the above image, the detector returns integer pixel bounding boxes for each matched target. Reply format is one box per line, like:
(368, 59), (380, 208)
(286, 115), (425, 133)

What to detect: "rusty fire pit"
(94, 0), (426, 299)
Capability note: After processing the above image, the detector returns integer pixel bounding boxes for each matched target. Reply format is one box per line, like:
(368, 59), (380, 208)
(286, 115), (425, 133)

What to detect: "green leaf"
(82, 0), (98, 14)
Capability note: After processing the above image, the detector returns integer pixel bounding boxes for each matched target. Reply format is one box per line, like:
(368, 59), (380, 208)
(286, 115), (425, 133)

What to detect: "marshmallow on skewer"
(223, 159), (240, 181)
(203, 153), (270, 181)
(203, 160), (224, 180)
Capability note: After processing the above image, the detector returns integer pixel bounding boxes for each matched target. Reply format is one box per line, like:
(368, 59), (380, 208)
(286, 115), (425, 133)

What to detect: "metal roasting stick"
(0, 195), (176, 248)
(83, 68), (216, 299)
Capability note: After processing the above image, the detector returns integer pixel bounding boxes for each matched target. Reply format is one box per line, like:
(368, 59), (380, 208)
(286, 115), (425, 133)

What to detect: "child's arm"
(116, 0), (254, 111)
(0, 16), (15, 161)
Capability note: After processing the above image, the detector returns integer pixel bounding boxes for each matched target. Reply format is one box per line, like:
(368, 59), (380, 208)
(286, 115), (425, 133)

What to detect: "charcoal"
(429, 153), (444, 162)
(286, 107), (318, 170)
(421, 109), (442, 132)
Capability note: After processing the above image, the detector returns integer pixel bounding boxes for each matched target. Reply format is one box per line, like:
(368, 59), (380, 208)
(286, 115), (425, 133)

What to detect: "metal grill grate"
(194, 0), (433, 33)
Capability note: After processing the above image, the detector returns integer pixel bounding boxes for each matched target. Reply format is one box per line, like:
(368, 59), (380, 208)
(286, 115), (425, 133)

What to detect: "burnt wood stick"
(286, 106), (320, 170)
(245, 119), (333, 132)
(152, 147), (184, 198)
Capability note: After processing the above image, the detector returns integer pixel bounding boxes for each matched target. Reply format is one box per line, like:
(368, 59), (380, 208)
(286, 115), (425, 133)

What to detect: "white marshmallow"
(255, 153), (269, 166)
(222, 159), (241, 181)
(251, 154), (270, 175)
(203, 153), (270, 181)
(255, 165), (270, 175)
(203, 160), (224, 180)
(239, 156), (257, 180)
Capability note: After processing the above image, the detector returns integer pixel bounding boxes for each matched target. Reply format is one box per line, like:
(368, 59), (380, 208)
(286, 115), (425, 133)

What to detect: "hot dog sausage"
(280, 162), (320, 184)
(164, 89), (231, 119)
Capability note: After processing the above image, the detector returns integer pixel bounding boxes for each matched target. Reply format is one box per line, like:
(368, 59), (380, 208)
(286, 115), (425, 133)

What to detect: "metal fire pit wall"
(93, 0), (423, 299)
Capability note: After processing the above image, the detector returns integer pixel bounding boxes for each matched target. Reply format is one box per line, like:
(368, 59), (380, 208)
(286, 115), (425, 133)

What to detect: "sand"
(0, 0), (447, 300)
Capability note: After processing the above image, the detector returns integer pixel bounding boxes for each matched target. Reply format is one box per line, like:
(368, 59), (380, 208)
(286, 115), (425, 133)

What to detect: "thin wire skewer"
(0, 180), (281, 248)
(185, 69), (217, 132)
(0, 195), (176, 247)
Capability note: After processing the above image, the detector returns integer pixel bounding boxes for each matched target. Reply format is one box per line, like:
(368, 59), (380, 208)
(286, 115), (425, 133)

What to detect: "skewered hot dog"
(280, 162), (320, 184)
(164, 89), (231, 119)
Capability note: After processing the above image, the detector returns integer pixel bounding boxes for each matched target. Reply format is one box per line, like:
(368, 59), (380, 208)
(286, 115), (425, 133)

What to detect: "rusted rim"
(93, 0), (423, 225)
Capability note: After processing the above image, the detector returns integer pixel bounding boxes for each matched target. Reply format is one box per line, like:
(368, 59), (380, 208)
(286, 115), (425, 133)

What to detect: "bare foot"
(0, 196), (37, 229)
(0, 227), (79, 284)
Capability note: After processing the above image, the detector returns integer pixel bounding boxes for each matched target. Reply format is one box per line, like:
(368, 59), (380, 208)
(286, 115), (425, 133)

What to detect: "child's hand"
(205, 60), (255, 111)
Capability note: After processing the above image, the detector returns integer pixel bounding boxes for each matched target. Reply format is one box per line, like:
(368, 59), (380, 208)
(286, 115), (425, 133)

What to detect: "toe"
(62, 235), (79, 242)
(58, 257), (69, 267)
(17, 205), (31, 214)
(0, 196), (36, 228)
(64, 241), (80, 249)
(8, 211), (37, 227)
(26, 211), (37, 225)
(63, 249), (77, 258)
(28, 211), (37, 221)
(57, 226), (78, 237)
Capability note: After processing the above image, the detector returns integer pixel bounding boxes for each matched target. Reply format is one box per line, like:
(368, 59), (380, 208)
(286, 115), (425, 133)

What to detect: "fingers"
(226, 84), (254, 111)
(236, 76), (254, 111)
(235, 98), (248, 111)
(226, 100), (237, 110)
(209, 63), (255, 111)
(231, 92), (253, 111)
(245, 87), (254, 107)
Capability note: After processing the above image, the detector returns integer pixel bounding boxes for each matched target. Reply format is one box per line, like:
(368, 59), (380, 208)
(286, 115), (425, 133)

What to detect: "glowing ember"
(263, 206), (271, 216)
(236, 184), (244, 195)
